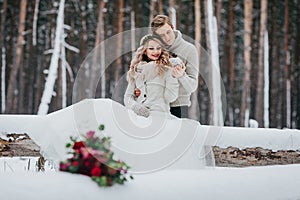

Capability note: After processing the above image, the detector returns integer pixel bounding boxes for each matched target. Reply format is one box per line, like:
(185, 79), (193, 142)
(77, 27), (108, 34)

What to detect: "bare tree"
(158, 0), (164, 14)
(269, 1), (280, 128)
(113, 0), (124, 103)
(189, 0), (201, 121)
(296, 2), (300, 128)
(255, 0), (267, 127)
(208, 0), (223, 126)
(283, 0), (290, 128)
(79, 0), (88, 59)
(94, 0), (106, 98)
(32, 0), (40, 46)
(204, 0), (210, 54)
(228, 0), (235, 126)
(37, 0), (65, 115)
(216, 0), (222, 41)
(240, 0), (253, 127)
(0, 0), (7, 113)
(149, 0), (156, 24)
(6, 0), (27, 113)
(169, 0), (176, 29)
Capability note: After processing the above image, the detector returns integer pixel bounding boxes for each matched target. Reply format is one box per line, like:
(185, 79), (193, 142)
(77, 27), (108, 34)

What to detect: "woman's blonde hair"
(128, 34), (170, 82)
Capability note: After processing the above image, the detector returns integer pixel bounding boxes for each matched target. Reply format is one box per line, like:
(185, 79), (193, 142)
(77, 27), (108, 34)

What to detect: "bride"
(124, 34), (179, 119)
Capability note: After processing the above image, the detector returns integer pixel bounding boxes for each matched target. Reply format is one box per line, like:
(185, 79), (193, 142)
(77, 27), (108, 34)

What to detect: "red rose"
(73, 141), (85, 150)
(91, 166), (102, 177)
(84, 161), (91, 167)
(72, 161), (79, 167)
(59, 162), (70, 171)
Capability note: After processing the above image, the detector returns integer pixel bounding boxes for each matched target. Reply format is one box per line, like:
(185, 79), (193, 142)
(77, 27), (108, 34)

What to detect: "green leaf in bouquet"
(66, 143), (72, 148)
(98, 124), (105, 131)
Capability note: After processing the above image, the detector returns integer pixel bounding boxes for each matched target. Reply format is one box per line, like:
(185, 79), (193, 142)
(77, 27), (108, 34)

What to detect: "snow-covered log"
(1, 99), (300, 165)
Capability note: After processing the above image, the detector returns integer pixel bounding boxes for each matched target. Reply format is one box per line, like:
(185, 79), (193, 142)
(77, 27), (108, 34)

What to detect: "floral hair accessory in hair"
(139, 34), (162, 46)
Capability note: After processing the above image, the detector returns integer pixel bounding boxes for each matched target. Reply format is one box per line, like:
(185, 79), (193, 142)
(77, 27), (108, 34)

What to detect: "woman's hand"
(132, 103), (150, 118)
(172, 62), (186, 78)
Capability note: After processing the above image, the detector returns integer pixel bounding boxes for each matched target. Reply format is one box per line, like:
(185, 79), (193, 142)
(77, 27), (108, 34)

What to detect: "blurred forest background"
(0, 0), (299, 129)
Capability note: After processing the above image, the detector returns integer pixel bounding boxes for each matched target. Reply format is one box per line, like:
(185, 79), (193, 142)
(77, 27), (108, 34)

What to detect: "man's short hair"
(150, 15), (173, 33)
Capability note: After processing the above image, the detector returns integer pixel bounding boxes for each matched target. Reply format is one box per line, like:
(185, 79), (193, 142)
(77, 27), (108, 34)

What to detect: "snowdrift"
(1, 98), (300, 199)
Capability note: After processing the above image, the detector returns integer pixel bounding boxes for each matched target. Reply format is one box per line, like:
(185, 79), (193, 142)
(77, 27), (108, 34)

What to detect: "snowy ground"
(1, 165), (300, 200)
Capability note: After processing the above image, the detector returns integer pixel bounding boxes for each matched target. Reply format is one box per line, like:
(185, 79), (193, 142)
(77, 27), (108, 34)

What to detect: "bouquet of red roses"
(59, 124), (133, 187)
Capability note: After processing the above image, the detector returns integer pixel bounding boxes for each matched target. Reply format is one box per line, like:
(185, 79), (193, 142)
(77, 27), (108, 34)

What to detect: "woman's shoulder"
(138, 61), (155, 66)
(138, 61), (156, 70)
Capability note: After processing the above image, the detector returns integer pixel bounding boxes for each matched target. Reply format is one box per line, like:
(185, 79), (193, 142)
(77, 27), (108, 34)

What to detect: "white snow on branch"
(43, 49), (54, 55)
(32, 0), (40, 46)
(59, 54), (74, 82)
(37, 0), (65, 115)
(63, 41), (80, 53)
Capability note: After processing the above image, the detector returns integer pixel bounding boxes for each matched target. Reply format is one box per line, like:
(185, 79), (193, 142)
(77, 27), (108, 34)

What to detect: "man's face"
(155, 23), (176, 46)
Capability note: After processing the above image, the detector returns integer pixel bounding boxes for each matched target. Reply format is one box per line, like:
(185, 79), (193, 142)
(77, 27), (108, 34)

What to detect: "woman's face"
(145, 40), (162, 61)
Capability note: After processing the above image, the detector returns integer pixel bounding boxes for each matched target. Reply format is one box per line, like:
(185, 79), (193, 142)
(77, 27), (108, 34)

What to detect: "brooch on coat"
(134, 88), (141, 97)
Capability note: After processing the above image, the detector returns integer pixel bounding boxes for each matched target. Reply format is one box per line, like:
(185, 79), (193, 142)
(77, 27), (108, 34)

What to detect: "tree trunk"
(0, 0), (7, 113)
(168, 0), (176, 29)
(254, 0), (267, 127)
(176, 0), (182, 30)
(6, 0), (27, 113)
(135, 0), (141, 28)
(228, 0), (235, 126)
(79, 0), (88, 59)
(99, 2), (106, 98)
(113, 0), (124, 103)
(104, 1), (111, 98)
(216, 0), (222, 41)
(240, 0), (253, 127)
(296, 2), (300, 129)
(189, 0), (201, 121)
(270, 1), (283, 128)
(263, 31), (269, 128)
(203, 0), (213, 123)
(149, 0), (156, 25)
(283, 0), (290, 128)
(208, 0), (223, 126)
(37, 0), (65, 115)
(158, 0), (164, 15)
(32, 0), (40, 46)
(204, 0), (210, 54)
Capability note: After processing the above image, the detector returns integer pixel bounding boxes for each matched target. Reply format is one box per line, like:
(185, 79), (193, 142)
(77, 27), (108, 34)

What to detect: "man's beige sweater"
(167, 30), (199, 107)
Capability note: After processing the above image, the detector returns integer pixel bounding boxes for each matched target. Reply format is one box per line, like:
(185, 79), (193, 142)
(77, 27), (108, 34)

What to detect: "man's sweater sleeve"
(178, 44), (199, 93)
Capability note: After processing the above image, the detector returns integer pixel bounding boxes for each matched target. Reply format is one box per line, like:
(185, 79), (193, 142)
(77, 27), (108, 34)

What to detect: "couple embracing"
(124, 15), (199, 119)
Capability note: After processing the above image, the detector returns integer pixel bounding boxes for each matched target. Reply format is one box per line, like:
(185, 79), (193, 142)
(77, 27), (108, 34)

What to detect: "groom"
(150, 15), (199, 118)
